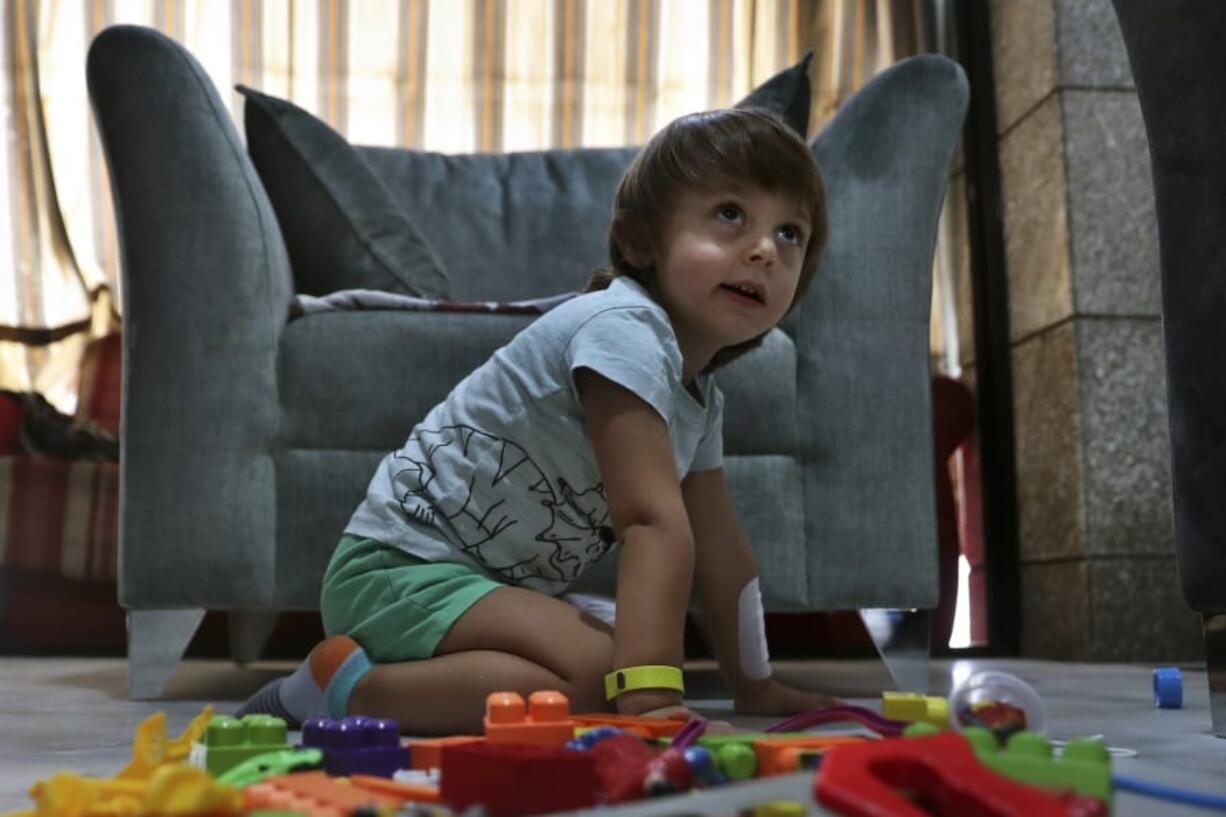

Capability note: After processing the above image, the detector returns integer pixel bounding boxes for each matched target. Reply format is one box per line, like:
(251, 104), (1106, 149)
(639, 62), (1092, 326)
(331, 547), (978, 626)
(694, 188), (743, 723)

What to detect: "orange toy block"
(753, 736), (869, 776)
(244, 771), (401, 816)
(571, 712), (687, 739)
(484, 690), (576, 747)
(350, 773), (443, 804)
(409, 735), (485, 770)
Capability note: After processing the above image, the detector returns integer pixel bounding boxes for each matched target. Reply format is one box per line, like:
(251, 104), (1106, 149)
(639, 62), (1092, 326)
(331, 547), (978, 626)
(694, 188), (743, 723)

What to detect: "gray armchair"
(87, 25), (967, 699)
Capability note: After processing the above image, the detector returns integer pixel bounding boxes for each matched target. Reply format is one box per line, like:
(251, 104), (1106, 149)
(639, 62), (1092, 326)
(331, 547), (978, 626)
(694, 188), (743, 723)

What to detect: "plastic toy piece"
(571, 712), (687, 738)
(349, 772), (442, 804)
(193, 714), (292, 777)
(960, 727), (1113, 807)
(484, 690), (576, 747)
(1153, 667), (1183, 708)
(25, 763), (243, 817)
(752, 736), (868, 777)
(882, 691), (951, 728)
(408, 735), (485, 770)
(118, 705), (215, 781)
(765, 705), (909, 736)
(243, 771), (401, 815)
(216, 748), (324, 787)
(440, 738), (602, 814)
(300, 715), (410, 777)
(815, 732), (1089, 817)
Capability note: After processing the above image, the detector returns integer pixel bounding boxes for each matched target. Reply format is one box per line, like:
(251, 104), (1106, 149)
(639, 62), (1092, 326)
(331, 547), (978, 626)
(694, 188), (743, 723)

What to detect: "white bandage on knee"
(738, 577), (772, 680)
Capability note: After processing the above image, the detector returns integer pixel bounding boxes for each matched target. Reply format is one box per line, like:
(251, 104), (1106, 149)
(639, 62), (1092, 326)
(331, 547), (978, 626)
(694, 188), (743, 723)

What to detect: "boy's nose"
(745, 235), (776, 266)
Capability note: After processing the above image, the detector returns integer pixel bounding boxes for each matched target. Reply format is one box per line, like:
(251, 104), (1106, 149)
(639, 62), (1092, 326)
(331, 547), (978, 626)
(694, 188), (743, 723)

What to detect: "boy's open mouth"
(720, 282), (765, 304)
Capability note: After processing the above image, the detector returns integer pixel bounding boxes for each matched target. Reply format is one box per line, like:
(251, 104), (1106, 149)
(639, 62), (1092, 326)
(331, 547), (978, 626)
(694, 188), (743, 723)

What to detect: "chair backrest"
(357, 145), (637, 302)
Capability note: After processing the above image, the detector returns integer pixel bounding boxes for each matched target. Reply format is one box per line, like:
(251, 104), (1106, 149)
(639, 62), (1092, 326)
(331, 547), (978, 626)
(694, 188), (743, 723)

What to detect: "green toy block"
(690, 733), (836, 781)
(196, 714), (292, 777)
(963, 727), (1113, 807)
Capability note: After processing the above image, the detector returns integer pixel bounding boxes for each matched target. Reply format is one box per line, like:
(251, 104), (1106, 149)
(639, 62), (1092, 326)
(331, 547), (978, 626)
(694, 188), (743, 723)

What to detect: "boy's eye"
(779, 224), (805, 245)
(716, 203), (743, 223)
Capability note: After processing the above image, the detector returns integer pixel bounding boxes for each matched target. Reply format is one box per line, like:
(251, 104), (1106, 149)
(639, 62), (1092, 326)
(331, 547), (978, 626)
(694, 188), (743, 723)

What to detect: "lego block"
(571, 712), (686, 738)
(409, 735), (485, 770)
(300, 715), (410, 778)
(962, 727), (1113, 807)
(244, 771), (401, 815)
(195, 714), (291, 777)
(751, 736), (868, 777)
(1154, 667), (1183, 708)
(882, 691), (950, 728)
(484, 690), (576, 747)
(440, 739), (602, 814)
(578, 713), (686, 737)
(350, 772), (442, 804)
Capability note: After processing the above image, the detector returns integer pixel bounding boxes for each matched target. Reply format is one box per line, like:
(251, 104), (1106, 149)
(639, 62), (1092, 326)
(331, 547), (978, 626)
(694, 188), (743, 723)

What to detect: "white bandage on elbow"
(738, 576), (772, 680)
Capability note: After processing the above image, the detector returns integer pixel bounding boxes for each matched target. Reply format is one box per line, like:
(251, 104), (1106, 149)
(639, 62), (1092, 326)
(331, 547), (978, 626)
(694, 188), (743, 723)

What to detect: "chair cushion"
(238, 85), (451, 299)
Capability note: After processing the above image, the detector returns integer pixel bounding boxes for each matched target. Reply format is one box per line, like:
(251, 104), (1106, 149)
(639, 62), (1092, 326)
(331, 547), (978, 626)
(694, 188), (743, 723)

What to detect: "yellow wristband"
(603, 665), (685, 701)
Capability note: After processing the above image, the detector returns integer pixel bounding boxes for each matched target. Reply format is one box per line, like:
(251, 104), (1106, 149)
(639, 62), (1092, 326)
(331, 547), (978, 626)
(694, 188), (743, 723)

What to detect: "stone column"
(984, 0), (1200, 660)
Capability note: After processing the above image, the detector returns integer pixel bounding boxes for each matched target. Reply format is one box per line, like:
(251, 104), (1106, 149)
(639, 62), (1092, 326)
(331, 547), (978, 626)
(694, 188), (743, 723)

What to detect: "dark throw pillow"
(237, 85), (451, 299)
(735, 50), (814, 139)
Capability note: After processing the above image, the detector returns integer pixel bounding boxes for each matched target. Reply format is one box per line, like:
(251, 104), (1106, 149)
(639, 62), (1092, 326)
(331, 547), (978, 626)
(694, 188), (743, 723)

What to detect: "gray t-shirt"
(345, 276), (725, 596)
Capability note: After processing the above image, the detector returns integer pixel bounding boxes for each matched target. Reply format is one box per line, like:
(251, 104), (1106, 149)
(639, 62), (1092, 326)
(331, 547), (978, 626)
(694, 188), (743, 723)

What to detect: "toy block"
(1154, 666), (1183, 708)
(962, 727), (1114, 808)
(571, 712), (686, 738)
(691, 733), (825, 781)
(882, 691), (950, 728)
(300, 715), (410, 778)
(815, 732), (1085, 817)
(244, 771), (401, 816)
(751, 736), (868, 777)
(350, 772), (442, 804)
(440, 739), (602, 814)
(193, 714), (291, 777)
(409, 735), (485, 770)
(484, 690), (576, 747)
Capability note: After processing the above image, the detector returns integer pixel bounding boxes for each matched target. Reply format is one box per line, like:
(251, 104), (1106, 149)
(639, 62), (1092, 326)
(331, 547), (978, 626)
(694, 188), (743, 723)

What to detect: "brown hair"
(584, 107), (828, 373)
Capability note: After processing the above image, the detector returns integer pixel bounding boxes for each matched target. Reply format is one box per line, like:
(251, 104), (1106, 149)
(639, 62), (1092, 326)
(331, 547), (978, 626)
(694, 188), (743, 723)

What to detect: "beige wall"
(974, 0), (1200, 660)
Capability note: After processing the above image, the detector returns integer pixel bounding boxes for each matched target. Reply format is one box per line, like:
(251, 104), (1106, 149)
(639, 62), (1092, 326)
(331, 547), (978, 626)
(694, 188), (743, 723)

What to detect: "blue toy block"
(1153, 667), (1183, 709)
(300, 715), (411, 778)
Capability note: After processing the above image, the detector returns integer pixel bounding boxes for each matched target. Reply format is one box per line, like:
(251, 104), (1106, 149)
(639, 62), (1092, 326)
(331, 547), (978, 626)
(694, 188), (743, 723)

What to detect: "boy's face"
(643, 184), (810, 356)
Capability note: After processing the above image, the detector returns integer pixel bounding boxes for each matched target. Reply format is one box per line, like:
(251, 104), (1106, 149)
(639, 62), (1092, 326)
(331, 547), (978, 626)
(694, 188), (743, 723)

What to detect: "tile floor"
(0, 655), (1222, 815)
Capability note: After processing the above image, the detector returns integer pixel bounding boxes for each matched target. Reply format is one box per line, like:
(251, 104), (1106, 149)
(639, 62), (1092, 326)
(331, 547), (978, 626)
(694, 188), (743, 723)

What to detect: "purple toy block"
(300, 715), (411, 778)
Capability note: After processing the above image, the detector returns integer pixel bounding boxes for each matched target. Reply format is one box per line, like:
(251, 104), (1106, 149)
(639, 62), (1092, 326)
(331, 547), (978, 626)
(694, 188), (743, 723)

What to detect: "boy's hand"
(733, 677), (843, 716)
(637, 704), (745, 734)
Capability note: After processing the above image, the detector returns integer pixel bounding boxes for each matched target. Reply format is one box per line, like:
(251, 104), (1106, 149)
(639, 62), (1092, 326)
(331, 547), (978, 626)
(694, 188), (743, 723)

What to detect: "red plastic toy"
(815, 732), (1103, 817)
(440, 739), (602, 815)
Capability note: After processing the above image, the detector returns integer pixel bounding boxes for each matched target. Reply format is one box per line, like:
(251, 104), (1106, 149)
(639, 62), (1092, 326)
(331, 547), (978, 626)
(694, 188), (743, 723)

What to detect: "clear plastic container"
(949, 670), (1047, 737)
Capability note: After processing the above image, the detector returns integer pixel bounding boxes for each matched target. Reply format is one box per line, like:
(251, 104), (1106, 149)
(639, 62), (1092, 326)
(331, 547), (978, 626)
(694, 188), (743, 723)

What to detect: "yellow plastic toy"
(5, 706), (241, 817)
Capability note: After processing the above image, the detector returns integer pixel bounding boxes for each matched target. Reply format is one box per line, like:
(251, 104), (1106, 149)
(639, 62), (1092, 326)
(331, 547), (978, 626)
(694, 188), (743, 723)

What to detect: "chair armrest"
(782, 54), (969, 610)
(88, 26), (293, 608)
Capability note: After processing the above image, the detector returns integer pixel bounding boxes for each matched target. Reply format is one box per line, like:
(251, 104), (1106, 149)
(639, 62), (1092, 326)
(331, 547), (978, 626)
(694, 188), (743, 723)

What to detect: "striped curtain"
(1, 0), (939, 412)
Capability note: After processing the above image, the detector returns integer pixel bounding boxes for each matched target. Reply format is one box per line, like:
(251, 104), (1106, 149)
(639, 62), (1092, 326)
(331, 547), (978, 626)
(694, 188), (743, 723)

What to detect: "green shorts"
(320, 533), (505, 663)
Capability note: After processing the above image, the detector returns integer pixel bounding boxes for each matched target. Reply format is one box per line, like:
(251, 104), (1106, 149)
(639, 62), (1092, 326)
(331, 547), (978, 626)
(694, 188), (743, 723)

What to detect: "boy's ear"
(612, 217), (653, 269)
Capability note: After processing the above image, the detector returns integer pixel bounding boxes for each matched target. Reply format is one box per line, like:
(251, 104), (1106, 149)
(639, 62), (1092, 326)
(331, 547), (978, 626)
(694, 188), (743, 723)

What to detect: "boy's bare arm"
(684, 467), (844, 714)
(681, 467), (770, 697)
(576, 368), (695, 715)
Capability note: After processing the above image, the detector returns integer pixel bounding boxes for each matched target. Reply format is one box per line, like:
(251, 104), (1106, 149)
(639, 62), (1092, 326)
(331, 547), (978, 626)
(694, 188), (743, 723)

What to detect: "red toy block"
(440, 739), (602, 815)
(244, 771), (401, 815)
(815, 732), (1085, 817)
(484, 690), (575, 747)
(409, 735), (485, 770)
